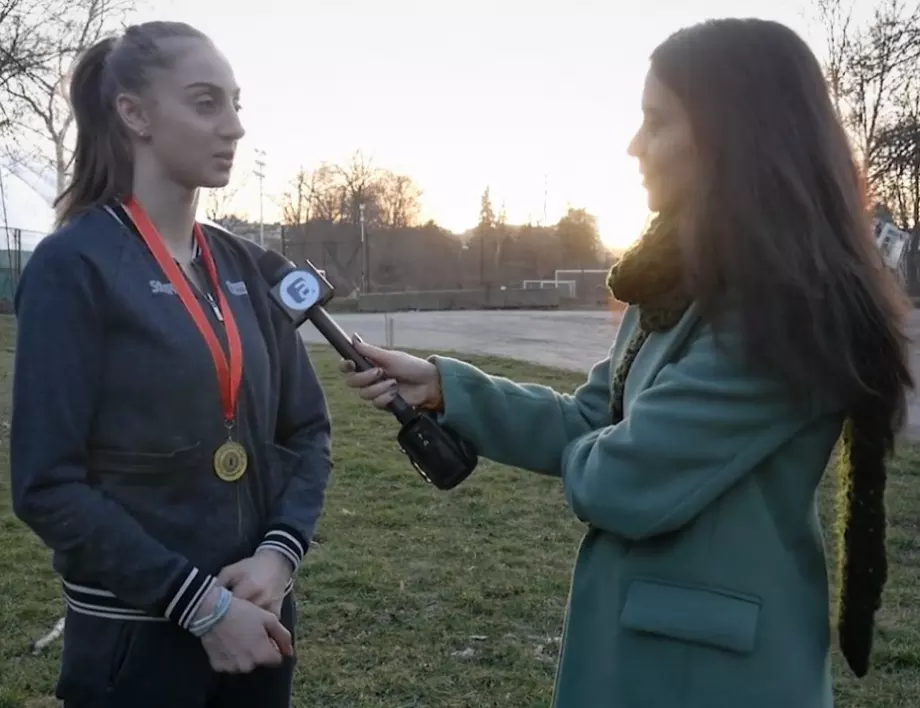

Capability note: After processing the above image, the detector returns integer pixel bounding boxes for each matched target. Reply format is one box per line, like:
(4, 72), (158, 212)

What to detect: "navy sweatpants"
(56, 595), (297, 708)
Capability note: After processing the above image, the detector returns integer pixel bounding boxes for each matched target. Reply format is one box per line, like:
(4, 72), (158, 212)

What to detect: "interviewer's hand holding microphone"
(339, 336), (443, 412)
(259, 251), (477, 490)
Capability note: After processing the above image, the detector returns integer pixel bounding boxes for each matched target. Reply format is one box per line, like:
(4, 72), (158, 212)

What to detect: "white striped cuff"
(257, 525), (308, 572)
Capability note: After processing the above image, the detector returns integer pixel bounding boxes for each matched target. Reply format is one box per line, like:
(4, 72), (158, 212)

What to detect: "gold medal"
(214, 440), (248, 482)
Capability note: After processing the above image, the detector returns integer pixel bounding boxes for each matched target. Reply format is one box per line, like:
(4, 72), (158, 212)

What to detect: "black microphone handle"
(307, 306), (417, 425)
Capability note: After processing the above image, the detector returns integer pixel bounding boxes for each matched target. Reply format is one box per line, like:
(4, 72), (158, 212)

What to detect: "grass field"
(0, 314), (919, 707)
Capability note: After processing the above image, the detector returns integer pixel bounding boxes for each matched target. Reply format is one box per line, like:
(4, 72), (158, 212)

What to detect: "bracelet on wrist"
(189, 586), (232, 638)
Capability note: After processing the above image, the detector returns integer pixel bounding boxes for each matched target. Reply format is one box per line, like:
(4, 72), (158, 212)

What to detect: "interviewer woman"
(339, 17), (914, 708)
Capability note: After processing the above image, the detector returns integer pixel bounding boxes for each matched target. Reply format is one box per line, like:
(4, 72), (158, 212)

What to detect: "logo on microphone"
(278, 270), (320, 311)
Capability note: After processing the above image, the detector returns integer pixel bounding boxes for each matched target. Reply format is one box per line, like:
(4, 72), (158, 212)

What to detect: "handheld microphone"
(257, 249), (478, 491)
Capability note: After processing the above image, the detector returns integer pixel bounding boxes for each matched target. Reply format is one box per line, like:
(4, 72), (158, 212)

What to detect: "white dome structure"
(0, 157), (57, 300)
(0, 158), (56, 245)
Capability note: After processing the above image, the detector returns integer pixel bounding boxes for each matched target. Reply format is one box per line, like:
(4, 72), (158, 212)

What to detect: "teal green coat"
(430, 303), (843, 708)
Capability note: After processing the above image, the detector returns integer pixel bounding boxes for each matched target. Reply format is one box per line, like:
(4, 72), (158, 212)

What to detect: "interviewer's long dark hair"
(651, 18), (914, 677)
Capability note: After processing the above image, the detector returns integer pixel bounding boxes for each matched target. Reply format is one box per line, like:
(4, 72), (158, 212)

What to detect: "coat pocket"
(56, 612), (141, 702)
(106, 620), (141, 689)
(87, 441), (206, 482)
(620, 578), (761, 655)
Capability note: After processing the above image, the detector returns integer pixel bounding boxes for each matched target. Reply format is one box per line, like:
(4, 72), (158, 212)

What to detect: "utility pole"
(543, 173), (548, 226)
(359, 202), (368, 292)
(254, 148), (266, 247)
(479, 228), (485, 286)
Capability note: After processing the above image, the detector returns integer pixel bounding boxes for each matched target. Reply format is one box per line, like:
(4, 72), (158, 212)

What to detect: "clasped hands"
(196, 548), (295, 674)
(218, 548), (292, 619)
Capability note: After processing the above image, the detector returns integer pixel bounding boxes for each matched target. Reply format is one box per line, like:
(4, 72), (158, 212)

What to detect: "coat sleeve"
(10, 239), (217, 629)
(255, 317), (332, 571)
(429, 353), (613, 476)
(561, 321), (817, 541)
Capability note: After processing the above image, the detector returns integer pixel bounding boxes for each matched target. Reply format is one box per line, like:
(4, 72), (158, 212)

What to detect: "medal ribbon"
(124, 197), (243, 428)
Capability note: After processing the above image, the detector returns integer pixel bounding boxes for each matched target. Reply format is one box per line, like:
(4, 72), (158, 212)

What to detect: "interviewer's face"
(628, 69), (697, 214)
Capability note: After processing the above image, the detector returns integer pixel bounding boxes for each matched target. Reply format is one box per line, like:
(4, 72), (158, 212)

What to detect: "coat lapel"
(619, 302), (702, 416)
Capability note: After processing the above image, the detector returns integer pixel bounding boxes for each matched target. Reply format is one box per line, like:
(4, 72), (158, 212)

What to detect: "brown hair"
(54, 21), (208, 227)
(651, 18), (914, 677)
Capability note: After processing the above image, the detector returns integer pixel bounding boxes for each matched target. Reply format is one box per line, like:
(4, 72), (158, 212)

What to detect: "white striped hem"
(62, 577), (295, 623)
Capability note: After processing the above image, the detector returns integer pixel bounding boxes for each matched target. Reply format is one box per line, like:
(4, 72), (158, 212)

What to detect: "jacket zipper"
(204, 292), (224, 322)
(184, 263), (242, 538)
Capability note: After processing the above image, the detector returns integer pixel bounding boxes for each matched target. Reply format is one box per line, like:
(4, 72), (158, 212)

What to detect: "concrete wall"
(354, 287), (561, 312)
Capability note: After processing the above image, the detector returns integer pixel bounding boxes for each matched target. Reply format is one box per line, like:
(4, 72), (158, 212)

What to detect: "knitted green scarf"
(605, 215), (691, 422)
(605, 214), (884, 679)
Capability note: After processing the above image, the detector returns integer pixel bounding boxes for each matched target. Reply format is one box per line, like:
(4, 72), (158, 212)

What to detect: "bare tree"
(283, 154), (424, 229)
(377, 170), (422, 228)
(869, 62), (920, 288)
(816, 0), (920, 193)
(4, 0), (135, 193)
(203, 170), (250, 227)
(280, 167), (318, 227)
(0, 0), (47, 86)
(308, 163), (346, 223)
(815, 0), (855, 115)
(335, 150), (382, 225)
(873, 73), (920, 228)
(0, 0), (57, 133)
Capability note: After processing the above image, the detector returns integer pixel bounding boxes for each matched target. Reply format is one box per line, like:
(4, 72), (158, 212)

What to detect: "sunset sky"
(131, 0), (846, 248)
